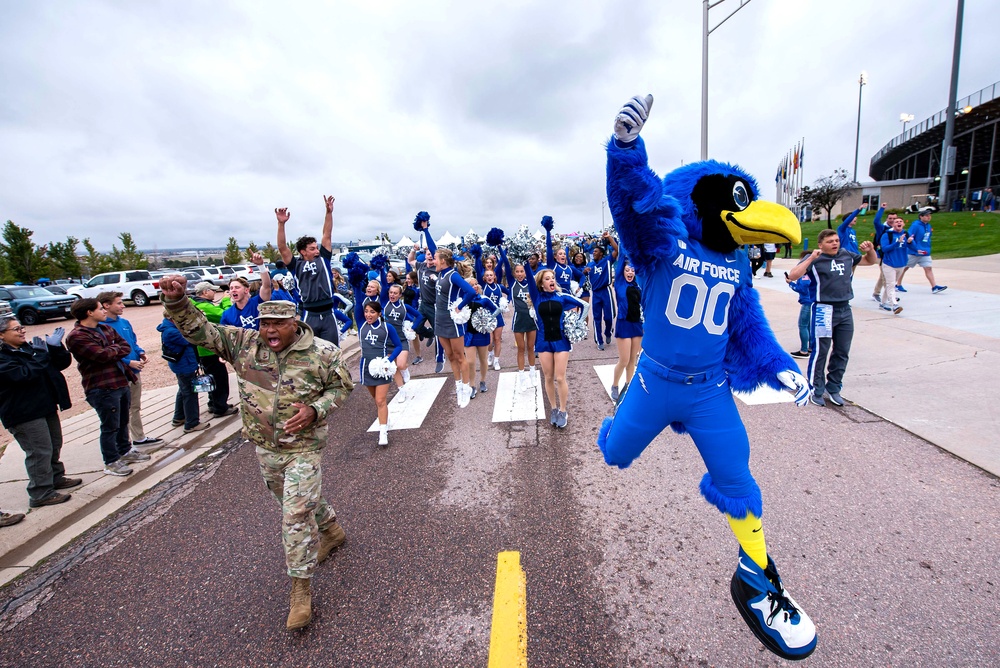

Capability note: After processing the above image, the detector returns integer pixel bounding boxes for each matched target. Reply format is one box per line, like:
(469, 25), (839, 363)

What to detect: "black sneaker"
(809, 393), (825, 407)
(53, 477), (83, 490)
(828, 392), (845, 406)
(131, 437), (162, 446)
(790, 350), (809, 358)
(29, 492), (72, 508)
(731, 548), (817, 660)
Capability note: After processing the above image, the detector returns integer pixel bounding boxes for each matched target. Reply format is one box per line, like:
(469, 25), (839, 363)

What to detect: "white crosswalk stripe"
(491, 372), (546, 422)
(594, 363), (792, 405)
(367, 377), (448, 432)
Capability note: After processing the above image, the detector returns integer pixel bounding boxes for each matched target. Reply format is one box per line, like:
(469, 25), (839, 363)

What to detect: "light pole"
(701, 0), (753, 160)
(853, 71), (867, 182)
(938, 0), (965, 206)
(899, 112), (914, 137)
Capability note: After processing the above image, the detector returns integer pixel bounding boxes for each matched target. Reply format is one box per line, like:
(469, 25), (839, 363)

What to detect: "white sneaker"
(531, 368), (539, 387)
(378, 426), (388, 446)
(517, 370), (528, 392)
(397, 385), (407, 403)
(487, 351), (495, 366)
(493, 358), (501, 371)
(458, 383), (471, 408)
(401, 369), (410, 384)
(456, 383), (464, 407)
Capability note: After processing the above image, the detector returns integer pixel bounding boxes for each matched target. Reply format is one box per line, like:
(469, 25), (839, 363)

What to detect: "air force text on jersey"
(671, 252), (742, 284)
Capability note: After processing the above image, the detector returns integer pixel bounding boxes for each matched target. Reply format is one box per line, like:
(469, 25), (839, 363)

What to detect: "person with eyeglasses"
(158, 274), (354, 632)
(1, 317), (82, 515)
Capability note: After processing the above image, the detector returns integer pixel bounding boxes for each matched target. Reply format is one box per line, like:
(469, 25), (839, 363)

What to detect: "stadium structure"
(853, 78), (999, 212)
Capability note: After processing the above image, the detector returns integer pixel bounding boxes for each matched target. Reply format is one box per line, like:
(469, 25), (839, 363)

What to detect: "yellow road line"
(488, 551), (527, 668)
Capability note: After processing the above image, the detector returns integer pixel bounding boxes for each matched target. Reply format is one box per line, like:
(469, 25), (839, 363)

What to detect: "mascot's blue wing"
(605, 136), (687, 275)
(724, 286), (798, 392)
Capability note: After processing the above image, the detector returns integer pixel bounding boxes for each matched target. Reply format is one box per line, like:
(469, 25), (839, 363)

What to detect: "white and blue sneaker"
(730, 548), (817, 661)
(895, 284), (907, 293)
(932, 285), (948, 294)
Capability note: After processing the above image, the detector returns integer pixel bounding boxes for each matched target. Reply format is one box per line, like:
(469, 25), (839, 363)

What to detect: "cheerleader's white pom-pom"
(402, 320), (417, 341)
(369, 356), (397, 379)
(528, 308), (536, 320)
(498, 296), (510, 312)
(450, 299), (471, 324)
(471, 308), (498, 333)
(564, 311), (588, 343)
(570, 280), (581, 297)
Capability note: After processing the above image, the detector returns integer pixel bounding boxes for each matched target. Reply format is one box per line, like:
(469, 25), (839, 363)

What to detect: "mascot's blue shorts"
(535, 338), (571, 354)
(598, 353), (763, 519)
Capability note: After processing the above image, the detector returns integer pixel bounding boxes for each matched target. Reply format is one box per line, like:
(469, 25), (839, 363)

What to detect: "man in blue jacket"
(99, 291), (163, 452)
(157, 318), (211, 434)
(898, 208), (947, 294)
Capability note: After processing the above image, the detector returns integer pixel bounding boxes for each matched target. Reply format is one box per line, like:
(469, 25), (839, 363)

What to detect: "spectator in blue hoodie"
(157, 318), (211, 434)
(99, 291), (163, 451)
(785, 254), (814, 357)
(898, 209), (947, 294)
(836, 208), (861, 255)
(878, 217), (908, 315)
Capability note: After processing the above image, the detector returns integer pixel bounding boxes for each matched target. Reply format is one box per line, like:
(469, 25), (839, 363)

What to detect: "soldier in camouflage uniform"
(159, 275), (354, 631)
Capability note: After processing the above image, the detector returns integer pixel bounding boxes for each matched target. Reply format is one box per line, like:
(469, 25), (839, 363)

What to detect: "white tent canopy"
(436, 231), (460, 245)
(394, 235), (414, 249)
(532, 231), (545, 240)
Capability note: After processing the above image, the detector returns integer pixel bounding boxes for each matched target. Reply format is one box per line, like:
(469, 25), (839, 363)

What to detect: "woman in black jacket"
(0, 318), (82, 514)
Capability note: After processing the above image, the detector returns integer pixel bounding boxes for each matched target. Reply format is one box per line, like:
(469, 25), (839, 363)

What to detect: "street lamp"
(701, 0), (753, 160)
(853, 71), (867, 182)
(899, 113), (914, 136)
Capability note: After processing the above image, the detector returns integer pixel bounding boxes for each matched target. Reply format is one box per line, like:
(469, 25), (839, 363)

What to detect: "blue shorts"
(535, 338), (571, 354)
(464, 331), (491, 348)
(597, 353), (761, 518)
(614, 319), (643, 339)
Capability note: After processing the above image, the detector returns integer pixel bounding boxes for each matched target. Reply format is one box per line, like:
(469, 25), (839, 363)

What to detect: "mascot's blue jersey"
(639, 239), (751, 371)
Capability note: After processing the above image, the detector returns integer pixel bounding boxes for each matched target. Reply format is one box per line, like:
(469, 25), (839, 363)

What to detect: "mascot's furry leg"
(599, 93), (816, 661)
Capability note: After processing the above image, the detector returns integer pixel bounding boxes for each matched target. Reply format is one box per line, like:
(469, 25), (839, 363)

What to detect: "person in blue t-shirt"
(898, 209), (947, 294)
(836, 208), (861, 255)
(220, 256), (272, 330)
(878, 217), (908, 314)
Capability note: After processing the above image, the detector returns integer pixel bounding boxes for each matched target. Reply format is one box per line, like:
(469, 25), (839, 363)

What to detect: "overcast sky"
(1, 0), (995, 251)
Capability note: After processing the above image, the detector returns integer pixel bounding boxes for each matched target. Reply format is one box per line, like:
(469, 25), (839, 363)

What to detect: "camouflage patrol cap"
(257, 300), (297, 320)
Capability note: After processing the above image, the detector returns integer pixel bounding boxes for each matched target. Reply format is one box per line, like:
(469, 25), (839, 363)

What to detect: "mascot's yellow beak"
(721, 200), (802, 246)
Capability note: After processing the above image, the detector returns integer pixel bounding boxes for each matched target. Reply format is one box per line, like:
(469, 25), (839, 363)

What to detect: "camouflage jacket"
(163, 295), (354, 453)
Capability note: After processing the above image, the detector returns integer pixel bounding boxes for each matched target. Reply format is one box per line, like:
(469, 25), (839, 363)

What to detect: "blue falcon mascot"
(598, 94), (817, 661)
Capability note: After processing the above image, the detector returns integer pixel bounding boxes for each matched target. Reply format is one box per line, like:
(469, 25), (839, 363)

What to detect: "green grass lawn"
(794, 211), (1000, 259)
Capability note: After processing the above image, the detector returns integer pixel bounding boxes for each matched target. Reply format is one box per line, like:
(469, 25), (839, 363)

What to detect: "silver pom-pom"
(450, 298), (471, 324)
(402, 320), (417, 341)
(498, 296), (509, 312)
(463, 231), (481, 247)
(283, 274), (298, 293)
(505, 225), (541, 266)
(368, 356), (397, 379)
(563, 311), (588, 343)
(471, 307), (498, 333)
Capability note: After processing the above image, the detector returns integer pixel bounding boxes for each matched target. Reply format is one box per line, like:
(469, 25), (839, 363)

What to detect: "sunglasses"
(5, 326), (26, 333)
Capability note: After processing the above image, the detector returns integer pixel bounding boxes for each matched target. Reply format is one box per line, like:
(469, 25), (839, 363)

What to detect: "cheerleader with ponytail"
(359, 301), (402, 446)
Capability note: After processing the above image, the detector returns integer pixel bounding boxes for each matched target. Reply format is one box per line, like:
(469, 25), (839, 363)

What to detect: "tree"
(108, 232), (148, 270)
(244, 241), (260, 263)
(0, 220), (50, 283)
(224, 237), (242, 265)
(262, 241), (279, 263)
(83, 238), (114, 276)
(47, 236), (84, 279)
(795, 169), (858, 229)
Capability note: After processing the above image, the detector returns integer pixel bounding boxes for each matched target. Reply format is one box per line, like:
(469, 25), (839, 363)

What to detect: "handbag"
(192, 364), (216, 393)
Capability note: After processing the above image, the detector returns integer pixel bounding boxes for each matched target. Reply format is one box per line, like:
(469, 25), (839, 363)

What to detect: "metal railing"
(870, 80), (999, 164)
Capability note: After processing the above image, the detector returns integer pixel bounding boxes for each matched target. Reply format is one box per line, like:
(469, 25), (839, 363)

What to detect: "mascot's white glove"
(776, 370), (810, 407)
(614, 94), (654, 144)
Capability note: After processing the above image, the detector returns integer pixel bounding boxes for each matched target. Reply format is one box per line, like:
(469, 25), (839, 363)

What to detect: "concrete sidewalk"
(0, 333), (363, 586)
(755, 253), (1000, 477)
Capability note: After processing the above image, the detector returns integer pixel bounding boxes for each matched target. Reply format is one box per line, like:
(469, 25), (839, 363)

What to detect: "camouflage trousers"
(255, 447), (338, 579)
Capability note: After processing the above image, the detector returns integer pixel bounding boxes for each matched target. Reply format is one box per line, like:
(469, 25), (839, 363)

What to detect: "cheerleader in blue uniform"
(501, 248), (539, 392)
(359, 301), (402, 446)
(524, 262), (590, 429)
(610, 252), (643, 402)
(480, 269), (511, 372)
(542, 216), (575, 292)
(433, 248), (479, 407)
(462, 277), (502, 399)
(383, 283), (425, 402)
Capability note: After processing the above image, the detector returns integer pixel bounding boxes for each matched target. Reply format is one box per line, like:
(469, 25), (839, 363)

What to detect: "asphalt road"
(1, 338), (998, 667)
